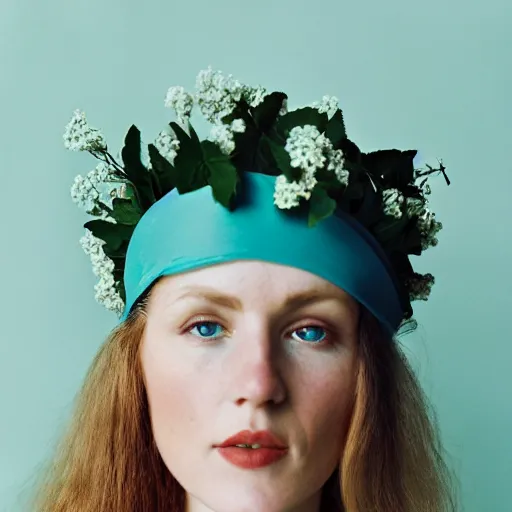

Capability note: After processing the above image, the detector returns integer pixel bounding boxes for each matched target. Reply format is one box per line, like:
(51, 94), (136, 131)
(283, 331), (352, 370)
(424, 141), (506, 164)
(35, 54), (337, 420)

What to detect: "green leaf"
(110, 197), (143, 226)
(102, 239), (130, 260)
(274, 107), (329, 143)
(361, 149), (417, 190)
(252, 135), (281, 175)
(84, 220), (135, 252)
(251, 92), (287, 133)
(401, 225), (423, 255)
(121, 125), (156, 212)
(325, 109), (347, 148)
(308, 186), (337, 227)
(229, 121), (262, 172)
(265, 135), (302, 182)
(372, 212), (409, 244)
(338, 138), (362, 164)
(170, 122), (209, 193)
(201, 140), (239, 208)
(351, 179), (382, 228)
(148, 143), (176, 197)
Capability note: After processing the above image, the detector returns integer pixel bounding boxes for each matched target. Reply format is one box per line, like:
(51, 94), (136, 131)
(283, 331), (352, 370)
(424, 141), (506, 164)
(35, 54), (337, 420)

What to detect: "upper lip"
(216, 430), (287, 449)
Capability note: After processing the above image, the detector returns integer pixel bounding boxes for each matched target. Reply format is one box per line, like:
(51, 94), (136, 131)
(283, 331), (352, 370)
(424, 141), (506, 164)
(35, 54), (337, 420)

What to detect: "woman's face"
(141, 261), (360, 512)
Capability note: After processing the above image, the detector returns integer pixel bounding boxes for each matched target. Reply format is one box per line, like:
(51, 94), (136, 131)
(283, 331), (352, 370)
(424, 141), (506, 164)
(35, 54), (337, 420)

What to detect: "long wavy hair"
(25, 288), (460, 512)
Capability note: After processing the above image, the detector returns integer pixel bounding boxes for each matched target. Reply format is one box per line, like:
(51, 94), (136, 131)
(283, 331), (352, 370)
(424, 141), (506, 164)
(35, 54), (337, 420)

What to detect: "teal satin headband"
(121, 171), (405, 335)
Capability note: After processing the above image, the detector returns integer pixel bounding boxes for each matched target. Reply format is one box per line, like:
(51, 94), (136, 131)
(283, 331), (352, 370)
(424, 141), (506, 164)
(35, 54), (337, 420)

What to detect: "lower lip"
(217, 446), (288, 469)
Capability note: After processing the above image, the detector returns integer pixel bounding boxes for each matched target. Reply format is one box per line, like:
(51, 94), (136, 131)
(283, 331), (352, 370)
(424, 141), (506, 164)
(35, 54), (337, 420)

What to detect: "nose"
(229, 326), (286, 408)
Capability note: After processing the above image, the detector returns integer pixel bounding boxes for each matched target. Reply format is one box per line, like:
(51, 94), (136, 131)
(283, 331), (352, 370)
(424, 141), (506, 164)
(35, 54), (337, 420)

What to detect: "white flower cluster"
(274, 125), (349, 209)
(71, 162), (119, 214)
(405, 272), (435, 301)
(311, 95), (339, 117)
(164, 86), (195, 126)
(154, 129), (180, 164)
(417, 210), (443, 250)
(80, 230), (124, 315)
(63, 109), (107, 152)
(195, 66), (267, 124)
(273, 174), (318, 209)
(406, 197), (443, 250)
(382, 188), (405, 219)
(208, 118), (246, 155)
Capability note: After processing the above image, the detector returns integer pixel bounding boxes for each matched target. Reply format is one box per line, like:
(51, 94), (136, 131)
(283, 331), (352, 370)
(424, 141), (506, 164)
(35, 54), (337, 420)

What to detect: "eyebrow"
(173, 285), (348, 312)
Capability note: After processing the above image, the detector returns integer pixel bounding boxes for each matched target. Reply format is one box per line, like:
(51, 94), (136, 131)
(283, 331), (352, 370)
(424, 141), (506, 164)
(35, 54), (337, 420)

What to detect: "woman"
(29, 68), (459, 511)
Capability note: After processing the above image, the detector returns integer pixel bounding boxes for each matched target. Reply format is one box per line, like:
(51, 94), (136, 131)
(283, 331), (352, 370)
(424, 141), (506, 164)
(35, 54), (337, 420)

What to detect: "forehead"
(149, 260), (359, 315)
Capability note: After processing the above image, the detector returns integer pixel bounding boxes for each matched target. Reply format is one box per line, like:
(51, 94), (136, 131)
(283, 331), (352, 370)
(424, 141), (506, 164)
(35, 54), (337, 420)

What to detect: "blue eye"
(189, 321), (223, 339)
(293, 326), (327, 344)
(187, 321), (329, 345)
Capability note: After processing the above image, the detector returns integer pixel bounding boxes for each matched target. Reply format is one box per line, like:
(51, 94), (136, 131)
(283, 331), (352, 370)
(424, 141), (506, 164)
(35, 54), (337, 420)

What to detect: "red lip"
(216, 429), (287, 449)
(217, 446), (288, 469)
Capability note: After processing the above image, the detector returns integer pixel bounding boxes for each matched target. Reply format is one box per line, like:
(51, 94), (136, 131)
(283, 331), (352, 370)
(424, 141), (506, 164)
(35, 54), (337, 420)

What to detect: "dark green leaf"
(362, 149), (417, 190)
(401, 226), (423, 255)
(84, 220), (135, 252)
(170, 122), (209, 193)
(325, 109), (347, 148)
(372, 211), (409, 244)
(229, 123), (261, 172)
(120, 125), (156, 211)
(251, 92), (287, 133)
(102, 239), (130, 259)
(148, 143), (177, 197)
(308, 186), (337, 227)
(253, 135), (281, 175)
(338, 138), (362, 164)
(274, 107), (329, 143)
(201, 140), (239, 208)
(110, 197), (143, 225)
(352, 180), (382, 228)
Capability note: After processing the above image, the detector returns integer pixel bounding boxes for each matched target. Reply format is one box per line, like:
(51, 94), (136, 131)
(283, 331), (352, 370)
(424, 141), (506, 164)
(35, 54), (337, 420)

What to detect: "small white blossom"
(312, 95), (339, 117)
(209, 124), (235, 155)
(71, 162), (121, 214)
(406, 197), (425, 217)
(154, 129), (180, 164)
(406, 273), (435, 301)
(285, 125), (329, 174)
(80, 230), (124, 315)
(279, 98), (288, 116)
(63, 109), (107, 152)
(417, 208), (443, 250)
(195, 67), (267, 124)
(273, 174), (318, 209)
(382, 188), (405, 219)
(94, 274), (124, 315)
(71, 174), (99, 211)
(406, 198), (443, 250)
(164, 86), (195, 126)
(208, 119), (245, 155)
(230, 118), (246, 133)
(326, 148), (349, 185)
(243, 85), (267, 108)
(195, 67), (240, 124)
(278, 125), (350, 208)
(88, 161), (117, 185)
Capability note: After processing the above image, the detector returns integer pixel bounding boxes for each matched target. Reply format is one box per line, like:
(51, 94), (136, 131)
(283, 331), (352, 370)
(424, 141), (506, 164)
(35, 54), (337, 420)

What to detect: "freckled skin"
(141, 261), (360, 512)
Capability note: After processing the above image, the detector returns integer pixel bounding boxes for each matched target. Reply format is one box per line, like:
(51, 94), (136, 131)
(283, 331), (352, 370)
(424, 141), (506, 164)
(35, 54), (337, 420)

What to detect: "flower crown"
(64, 67), (450, 329)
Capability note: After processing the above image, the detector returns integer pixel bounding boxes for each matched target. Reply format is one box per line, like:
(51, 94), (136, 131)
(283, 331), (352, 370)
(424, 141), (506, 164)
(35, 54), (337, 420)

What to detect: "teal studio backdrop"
(0, 0), (510, 510)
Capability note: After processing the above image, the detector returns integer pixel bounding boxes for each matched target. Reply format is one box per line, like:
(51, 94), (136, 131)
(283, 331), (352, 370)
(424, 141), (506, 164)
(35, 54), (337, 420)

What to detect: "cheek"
(295, 358), (357, 452)
(140, 336), (210, 457)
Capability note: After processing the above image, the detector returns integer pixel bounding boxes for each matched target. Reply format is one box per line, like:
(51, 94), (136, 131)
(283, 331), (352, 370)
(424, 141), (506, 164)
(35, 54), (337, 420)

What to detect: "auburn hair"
(25, 293), (459, 511)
